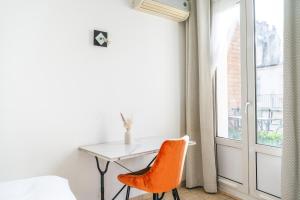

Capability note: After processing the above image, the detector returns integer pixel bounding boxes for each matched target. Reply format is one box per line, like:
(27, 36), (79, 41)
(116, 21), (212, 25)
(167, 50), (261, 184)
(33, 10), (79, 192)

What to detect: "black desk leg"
(95, 157), (110, 200)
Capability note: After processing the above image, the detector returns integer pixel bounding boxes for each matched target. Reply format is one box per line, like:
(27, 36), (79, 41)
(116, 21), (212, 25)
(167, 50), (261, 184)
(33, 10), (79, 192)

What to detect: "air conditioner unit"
(133, 0), (190, 22)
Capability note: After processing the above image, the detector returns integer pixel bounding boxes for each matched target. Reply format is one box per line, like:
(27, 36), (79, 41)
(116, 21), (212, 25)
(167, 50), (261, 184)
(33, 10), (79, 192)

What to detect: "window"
(254, 0), (283, 148)
(213, 0), (283, 199)
(215, 2), (242, 140)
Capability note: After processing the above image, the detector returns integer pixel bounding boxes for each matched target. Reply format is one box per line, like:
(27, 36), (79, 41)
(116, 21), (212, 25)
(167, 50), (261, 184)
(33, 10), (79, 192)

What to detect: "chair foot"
(158, 192), (165, 200)
(172, 189), (180, 200)
(153, 192), (165, 200)
(125, 186), (131, 200)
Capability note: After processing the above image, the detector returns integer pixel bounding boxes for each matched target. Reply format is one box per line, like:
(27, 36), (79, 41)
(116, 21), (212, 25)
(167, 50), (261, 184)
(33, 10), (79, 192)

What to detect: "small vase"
(124, 131), (132, 144)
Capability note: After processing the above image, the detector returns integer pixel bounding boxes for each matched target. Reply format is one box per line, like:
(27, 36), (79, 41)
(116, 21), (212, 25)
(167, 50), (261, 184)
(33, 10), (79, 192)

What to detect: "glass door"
(213, 0), (248, 193)
(213, 0), (283, 199)
(248, 0), (283, 199)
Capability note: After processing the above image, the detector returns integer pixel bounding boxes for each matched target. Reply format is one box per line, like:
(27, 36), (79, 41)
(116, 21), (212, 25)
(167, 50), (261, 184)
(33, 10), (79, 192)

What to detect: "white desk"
(79, 136), (195, 200)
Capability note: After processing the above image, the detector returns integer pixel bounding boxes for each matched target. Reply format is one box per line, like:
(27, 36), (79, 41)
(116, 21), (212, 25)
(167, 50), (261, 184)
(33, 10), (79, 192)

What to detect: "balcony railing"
(227, 94), (283, 146)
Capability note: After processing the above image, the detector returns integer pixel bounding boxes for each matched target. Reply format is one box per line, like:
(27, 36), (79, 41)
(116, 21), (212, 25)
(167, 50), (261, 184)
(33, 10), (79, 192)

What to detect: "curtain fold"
(281, 0), (300, 199)
(185, 0), (217, 193)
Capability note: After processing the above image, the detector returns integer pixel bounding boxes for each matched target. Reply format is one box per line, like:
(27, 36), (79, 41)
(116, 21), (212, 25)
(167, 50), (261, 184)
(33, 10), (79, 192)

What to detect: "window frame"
(214, 0), (249, 194)
(247, 0), (282, 199)
(214, 0), (283, 199)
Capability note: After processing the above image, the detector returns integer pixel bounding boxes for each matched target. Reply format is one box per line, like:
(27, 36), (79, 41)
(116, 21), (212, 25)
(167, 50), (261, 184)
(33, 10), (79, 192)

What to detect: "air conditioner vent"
(133, 0), (190, 22)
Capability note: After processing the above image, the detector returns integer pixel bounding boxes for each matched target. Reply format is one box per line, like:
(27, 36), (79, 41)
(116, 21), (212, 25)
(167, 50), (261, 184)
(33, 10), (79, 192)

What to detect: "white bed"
(0, 176), (76, 200)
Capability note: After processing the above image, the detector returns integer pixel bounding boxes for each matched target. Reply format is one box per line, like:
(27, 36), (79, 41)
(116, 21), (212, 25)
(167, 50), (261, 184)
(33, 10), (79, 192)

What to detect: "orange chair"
(118, 136), (189, 200)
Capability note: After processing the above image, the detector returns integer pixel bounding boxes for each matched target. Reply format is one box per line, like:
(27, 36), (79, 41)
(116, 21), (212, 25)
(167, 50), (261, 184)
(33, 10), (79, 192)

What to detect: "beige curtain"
(281, 0), (300, 199)
(185, 0), (217, 193)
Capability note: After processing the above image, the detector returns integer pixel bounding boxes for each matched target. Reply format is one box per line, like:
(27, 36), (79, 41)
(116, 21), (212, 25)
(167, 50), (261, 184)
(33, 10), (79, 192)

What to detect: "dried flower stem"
(120, 112), (133, 132)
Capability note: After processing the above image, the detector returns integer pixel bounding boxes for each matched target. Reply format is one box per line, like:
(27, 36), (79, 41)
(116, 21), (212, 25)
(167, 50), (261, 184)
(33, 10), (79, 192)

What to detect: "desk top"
(79, 136), (196, 161)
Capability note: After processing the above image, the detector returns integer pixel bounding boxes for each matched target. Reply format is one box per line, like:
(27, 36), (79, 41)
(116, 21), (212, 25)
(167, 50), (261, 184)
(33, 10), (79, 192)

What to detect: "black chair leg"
(153, 193), (158, 200)
(172, 190), (176, 200)
(125, 186), (131, 200)
(172, 189), (180, 200)
(158, 192), (165, 200)
(175, 189), (180, 200)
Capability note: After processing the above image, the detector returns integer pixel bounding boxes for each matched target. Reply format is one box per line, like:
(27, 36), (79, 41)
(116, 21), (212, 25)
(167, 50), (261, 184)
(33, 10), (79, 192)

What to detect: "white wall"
(0, 0), (185, 200)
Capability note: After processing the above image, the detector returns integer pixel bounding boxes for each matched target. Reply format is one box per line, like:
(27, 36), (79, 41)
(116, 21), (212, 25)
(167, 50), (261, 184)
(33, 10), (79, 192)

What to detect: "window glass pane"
(254, 0), (283, 147)
(213, 2), (241, 140)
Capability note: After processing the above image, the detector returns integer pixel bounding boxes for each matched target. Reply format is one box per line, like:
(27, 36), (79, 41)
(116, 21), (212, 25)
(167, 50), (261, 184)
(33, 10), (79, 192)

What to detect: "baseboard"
(218, 185), (257, 200)
(219, 190), (243, 200)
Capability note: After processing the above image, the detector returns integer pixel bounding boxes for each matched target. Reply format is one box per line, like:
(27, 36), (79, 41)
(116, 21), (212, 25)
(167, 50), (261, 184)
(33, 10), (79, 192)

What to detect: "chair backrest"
(147, 135), (189, 192)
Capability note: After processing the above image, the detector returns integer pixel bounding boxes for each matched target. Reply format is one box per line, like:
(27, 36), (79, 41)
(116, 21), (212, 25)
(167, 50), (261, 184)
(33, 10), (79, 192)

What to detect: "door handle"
(245, 102), (251, 113)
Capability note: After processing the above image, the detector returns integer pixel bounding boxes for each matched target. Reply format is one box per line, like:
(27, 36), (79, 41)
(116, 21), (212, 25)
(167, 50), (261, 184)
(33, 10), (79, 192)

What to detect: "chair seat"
(118, 167), (154, 193)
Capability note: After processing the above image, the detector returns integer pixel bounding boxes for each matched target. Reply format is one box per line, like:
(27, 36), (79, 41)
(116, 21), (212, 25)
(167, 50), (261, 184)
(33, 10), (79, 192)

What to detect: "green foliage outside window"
(228, 128), (282, 147)
(257, 131), (282, 147)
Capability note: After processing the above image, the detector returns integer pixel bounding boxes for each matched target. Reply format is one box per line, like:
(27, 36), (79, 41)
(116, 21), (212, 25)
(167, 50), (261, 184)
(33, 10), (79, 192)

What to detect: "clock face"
(94, 30), (108, 47)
